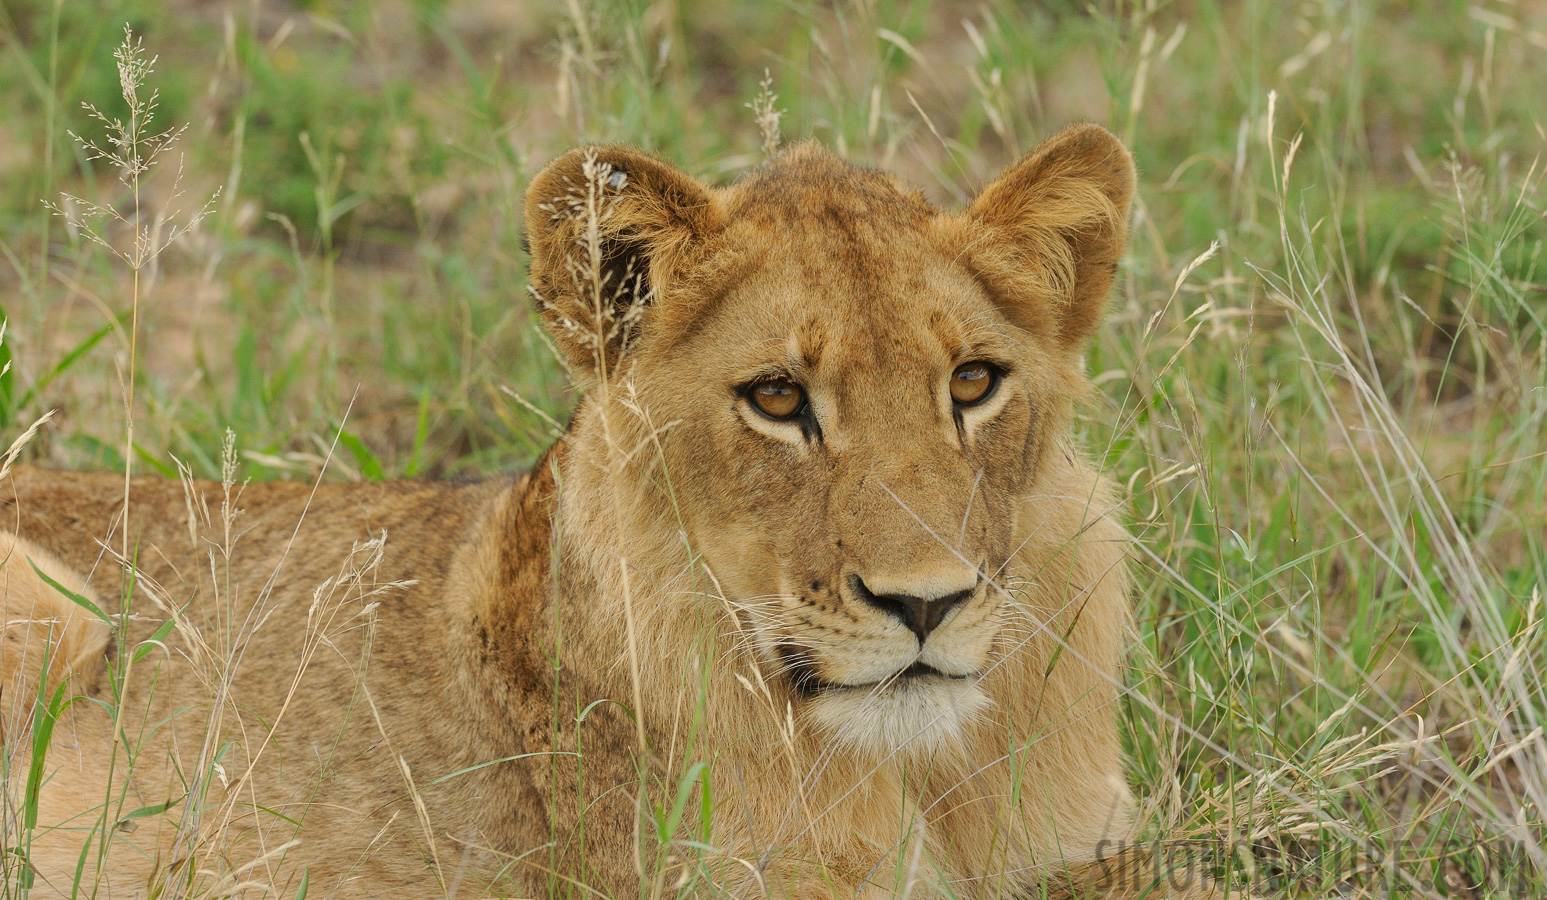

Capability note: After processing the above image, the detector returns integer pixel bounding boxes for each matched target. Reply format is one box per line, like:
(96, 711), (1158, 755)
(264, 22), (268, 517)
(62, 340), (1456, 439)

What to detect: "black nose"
(849, 574), (975, 643)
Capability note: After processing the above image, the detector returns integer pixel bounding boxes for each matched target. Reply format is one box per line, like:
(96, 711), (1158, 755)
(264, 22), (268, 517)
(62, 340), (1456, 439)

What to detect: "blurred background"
(1, 0), (1538, 480)
(1, 0), (1544, 893)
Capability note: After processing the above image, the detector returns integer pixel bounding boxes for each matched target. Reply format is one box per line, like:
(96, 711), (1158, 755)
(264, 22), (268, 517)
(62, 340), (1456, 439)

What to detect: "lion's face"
(526, 129), (1133, 755)
(641, 208), (1056, 752)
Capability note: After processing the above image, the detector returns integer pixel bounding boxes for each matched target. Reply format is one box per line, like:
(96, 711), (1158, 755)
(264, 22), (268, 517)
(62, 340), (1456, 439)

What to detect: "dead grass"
(0, 0), (1543, 896)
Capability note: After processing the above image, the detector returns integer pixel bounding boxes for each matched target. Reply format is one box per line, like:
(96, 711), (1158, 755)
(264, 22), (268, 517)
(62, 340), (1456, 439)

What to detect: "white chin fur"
(805, 678), (990, 756)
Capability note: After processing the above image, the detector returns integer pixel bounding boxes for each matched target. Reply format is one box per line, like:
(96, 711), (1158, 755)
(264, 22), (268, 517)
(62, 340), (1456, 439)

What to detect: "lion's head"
(526, 126), (1133, 756)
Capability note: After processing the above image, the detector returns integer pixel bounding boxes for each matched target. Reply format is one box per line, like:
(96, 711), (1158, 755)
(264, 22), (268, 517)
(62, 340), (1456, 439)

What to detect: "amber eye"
(749, 380), (806, 419)
(950, 362), (996, 406)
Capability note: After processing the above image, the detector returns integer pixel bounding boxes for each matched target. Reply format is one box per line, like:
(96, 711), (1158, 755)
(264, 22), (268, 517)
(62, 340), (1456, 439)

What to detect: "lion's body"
(2, 129), (1209, 898)
(3, 470), (550, 895)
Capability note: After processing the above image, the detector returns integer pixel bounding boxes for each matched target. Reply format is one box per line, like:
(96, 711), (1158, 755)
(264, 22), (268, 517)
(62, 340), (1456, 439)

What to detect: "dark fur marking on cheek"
(777, 644), (822, 697)
(794, 618), (863, 639)
(1012, 396), (1041, 480)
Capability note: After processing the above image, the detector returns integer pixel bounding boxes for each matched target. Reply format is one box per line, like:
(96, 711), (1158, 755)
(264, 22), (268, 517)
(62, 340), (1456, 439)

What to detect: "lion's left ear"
(524, 146), (723, 378)
(963, 124), (1135, 349)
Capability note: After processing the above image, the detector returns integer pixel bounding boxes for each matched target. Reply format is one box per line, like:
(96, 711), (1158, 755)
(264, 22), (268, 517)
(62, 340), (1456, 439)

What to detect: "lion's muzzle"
(847, 572), (977, 643)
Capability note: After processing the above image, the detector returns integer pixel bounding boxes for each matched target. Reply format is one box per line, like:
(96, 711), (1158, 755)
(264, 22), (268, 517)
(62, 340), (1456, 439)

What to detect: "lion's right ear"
(524, 147), (722, 379)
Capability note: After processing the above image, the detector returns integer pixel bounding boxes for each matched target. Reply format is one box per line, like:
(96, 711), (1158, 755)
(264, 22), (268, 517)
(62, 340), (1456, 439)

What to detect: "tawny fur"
(2, 126), (1214, 898)
(0, 531), (110, 740)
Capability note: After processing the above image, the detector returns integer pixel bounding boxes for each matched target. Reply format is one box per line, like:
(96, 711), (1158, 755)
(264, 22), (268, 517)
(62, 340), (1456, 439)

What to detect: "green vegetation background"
(0, 0), (1543, 893)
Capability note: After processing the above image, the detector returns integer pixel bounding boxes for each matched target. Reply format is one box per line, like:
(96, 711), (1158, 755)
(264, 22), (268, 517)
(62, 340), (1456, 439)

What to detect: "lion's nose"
(849, 573), (975, 643)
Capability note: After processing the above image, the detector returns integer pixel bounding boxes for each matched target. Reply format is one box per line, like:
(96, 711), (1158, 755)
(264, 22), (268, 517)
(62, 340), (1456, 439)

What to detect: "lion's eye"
(950, 362), (997, 406)
(749, 380), (806, 419)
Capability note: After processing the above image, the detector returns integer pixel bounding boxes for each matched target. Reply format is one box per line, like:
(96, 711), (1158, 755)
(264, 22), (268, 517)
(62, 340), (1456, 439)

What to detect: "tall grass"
(0, 0), (1542, 896)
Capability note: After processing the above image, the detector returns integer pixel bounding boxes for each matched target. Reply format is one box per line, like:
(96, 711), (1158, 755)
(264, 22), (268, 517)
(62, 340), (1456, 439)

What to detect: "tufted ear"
(524, 146), (722, 378)
(964, 124), (1135, 350)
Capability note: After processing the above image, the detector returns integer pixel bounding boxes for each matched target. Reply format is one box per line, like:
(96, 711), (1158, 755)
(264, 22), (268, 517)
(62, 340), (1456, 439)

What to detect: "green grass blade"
(15, 317), (120, 413)
(26, 556), (111, 624)
(116, 794), (183, 827)
(336, 429), (385, 481)
(130, 616), (178, 664)
(404, 385), (432, 478)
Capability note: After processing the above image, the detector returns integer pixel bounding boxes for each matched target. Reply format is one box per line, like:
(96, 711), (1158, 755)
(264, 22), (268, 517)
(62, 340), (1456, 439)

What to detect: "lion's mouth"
(893, 661), (970, 682)
(784, 650), (973, 697)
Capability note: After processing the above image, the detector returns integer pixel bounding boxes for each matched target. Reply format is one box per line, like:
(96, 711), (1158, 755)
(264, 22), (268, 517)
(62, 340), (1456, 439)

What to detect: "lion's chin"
(804, 677), (990, 757)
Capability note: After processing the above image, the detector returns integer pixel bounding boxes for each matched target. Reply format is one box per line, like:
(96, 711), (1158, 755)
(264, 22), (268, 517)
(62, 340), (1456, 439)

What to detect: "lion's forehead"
(722, 143), (937, 225)
(693, 161), (1005, 380)
(712, 227), (993, 354)
(721, 259), (1014, 397)
(794, 302), (956, 368)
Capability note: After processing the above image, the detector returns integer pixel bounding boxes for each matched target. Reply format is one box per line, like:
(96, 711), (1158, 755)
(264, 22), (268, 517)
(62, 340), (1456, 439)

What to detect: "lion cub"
(2, 126), (1214, 898)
